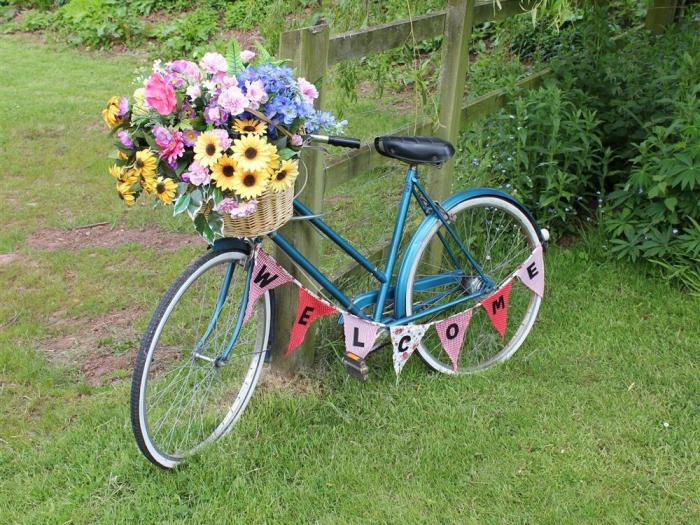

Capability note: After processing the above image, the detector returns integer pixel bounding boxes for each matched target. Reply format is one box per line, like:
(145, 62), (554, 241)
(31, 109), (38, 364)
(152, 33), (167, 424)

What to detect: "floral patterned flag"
(342, 313), (380, 359)
(481, 279), (514, 341)
(434, 309), (473, 372)
(244, 249), (293, 322)
(516, 245), (545, 298)
(390, 324), (429, 378)
(287, 288), (338, 355)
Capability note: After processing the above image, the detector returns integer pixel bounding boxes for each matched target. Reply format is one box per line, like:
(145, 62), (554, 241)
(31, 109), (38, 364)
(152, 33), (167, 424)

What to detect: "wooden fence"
(271, 0), (681, 372)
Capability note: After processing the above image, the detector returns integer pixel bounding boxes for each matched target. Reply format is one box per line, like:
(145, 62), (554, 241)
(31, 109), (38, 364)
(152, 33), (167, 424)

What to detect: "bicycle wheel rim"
(404, 196), (541, 374)
(135, 251), (269, 468)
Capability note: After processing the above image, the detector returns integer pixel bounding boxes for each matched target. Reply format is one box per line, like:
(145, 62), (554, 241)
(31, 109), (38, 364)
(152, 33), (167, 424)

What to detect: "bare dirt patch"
(26, 224), (201, 252)
(42, 307), (144, 385)
(0, 253), (20, 266)
(257, 367), (321, 396)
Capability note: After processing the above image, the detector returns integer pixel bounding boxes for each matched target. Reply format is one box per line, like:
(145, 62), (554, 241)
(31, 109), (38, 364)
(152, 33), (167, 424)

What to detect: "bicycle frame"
(267, 165), (494, 326)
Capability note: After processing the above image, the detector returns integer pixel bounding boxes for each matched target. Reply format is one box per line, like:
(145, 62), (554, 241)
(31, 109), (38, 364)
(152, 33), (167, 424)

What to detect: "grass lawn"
(1, 35), (699, 524)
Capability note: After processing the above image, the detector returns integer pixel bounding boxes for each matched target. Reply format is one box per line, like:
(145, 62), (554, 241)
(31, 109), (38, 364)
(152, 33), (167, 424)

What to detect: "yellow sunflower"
(269, 159), (299, 192)
(117, 150), (130, 161)
(193, 132), (223, 167)
(109, 164), (125, 180)
(120, 169), (139, 186)
(232, 169), (269, 200)
(153, 177), (178, 204)
(211, 155), (238, 191)
(116, 182), (136, 206)
(233, 119), (267, 135)
(232, 134), (275, 173)
(132, 149), (157, 178)
(102, 96), (123, 129)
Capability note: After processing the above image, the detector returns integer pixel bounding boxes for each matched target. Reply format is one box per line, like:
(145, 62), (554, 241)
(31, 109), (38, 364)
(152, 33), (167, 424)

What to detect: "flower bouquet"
(102, 44), (345, 242)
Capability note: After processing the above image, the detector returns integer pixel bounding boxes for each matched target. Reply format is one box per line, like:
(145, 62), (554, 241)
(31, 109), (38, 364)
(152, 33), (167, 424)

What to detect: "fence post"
(645, 0), (678, 33)
(272, 22), (330, 374)
(430, 0), (475, 200)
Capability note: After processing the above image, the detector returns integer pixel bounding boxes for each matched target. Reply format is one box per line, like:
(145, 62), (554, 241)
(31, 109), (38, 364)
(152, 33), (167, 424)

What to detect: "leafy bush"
(154, 6), (219, 58)
(457, 82), (606, 233)
(55, 0), (144, 47)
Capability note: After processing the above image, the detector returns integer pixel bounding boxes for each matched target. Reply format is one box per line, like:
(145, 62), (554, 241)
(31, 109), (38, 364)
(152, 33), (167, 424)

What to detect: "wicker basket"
(205, 185), (294, 238)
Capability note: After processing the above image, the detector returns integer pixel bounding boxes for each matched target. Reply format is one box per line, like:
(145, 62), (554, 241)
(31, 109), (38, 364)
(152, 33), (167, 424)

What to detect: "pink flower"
(290, 134), (303, 147)
(200, 52), (228, 75)
(218, 85), (248, 116)
(185, 162), (211, 186)
(210, 129), (232, 150)
(160, 131), (185, 168)
(186, 84), (201, 100)
(297, 77), (319, 104)
(221, 75), (239, 88)
(240, 50), (256, 63)
(144, 73), (177, 115)
(217, 198), (258, 218)
(244, 79), (268, 109)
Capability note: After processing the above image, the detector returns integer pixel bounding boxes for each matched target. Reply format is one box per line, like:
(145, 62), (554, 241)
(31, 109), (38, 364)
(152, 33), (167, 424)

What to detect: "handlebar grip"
(309, 134), (361, 149)
(327, 136), (361, 149)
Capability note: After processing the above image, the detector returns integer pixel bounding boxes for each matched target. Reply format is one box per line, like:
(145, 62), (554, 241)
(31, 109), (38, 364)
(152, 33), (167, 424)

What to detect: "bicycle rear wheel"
(399, 195), (542, 373)
(130, 249), (270, 468)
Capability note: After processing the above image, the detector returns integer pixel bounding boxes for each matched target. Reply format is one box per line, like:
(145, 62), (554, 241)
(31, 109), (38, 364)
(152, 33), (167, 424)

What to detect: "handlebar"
(308, 134), (361, 149)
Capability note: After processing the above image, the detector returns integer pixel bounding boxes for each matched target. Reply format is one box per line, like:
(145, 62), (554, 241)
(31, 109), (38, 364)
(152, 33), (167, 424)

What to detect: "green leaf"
(207, 211), (224, 238)
(278, 147), (297, 160)
(664, 197), (678, 212)
(226, 38), (245, 76)
(173, 192), (191, 216)
(194, 213), (215, 244)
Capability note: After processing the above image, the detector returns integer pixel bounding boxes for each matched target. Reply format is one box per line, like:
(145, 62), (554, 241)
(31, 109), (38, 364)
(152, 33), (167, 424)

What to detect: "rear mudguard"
(394, 188), (544, 319)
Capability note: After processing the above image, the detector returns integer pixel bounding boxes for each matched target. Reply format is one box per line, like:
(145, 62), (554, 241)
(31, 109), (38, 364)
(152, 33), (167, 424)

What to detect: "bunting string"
(242, 244), (544, 378)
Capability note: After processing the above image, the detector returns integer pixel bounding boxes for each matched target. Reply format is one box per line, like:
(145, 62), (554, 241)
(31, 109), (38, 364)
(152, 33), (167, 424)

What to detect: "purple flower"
(290, 134), (303, 147)
(168, 60), (201, 82)
(204, 104), (228, 126)
(117, 130), (134, 149)
(184, 162), (210, 186)
(153, 126), (173, 149)
(182, 128), (200, 147)
(118, 97), (129, 117)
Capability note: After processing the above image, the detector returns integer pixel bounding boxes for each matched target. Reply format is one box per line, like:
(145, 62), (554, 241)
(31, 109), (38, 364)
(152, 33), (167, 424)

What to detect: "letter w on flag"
(244, 249), (293, 322)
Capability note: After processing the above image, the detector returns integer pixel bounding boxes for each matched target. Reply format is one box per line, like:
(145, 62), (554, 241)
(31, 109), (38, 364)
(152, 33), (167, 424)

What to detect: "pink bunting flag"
(434, 309), (473, 372)
(342, 313), (380, 359)
(390, 324), (429, 378)
(244, 249), (293, 322)
(481, 279), (513, 341)
(287, 288), (338, 355)
(516, 245), (544, 298)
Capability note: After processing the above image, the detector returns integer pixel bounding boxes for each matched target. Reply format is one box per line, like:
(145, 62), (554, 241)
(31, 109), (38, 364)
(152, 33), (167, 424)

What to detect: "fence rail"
(271, 0), (680, 371)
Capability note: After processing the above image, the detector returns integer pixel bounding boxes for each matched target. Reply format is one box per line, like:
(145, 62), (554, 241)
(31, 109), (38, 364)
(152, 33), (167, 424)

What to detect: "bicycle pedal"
(342, 352), (369, 382)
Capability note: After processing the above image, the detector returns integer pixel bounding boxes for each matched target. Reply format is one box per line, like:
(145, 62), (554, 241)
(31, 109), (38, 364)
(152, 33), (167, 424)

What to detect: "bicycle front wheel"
(130, 249), (270, 469)
(400, 195), (542, 374)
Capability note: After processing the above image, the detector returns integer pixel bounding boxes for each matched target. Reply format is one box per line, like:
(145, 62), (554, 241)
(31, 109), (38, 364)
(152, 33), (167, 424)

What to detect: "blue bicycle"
(130, 134), (547, 468)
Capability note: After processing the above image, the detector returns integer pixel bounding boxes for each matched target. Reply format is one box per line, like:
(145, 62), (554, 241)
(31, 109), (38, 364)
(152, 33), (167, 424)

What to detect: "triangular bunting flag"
(342, 313), (380, 359)
(516, 245), (544, 298)
(481, 279), (513, 341)
(390, 324), (429, 378)
(434, 309), (473, 372)
(287, 288), (338, 355)
(244, 249), (293, 322)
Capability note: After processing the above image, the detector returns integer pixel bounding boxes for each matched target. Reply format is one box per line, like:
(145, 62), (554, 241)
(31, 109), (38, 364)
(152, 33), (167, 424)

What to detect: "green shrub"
(457, 82), (606, 234)
(154, 7), (219, 58)
(55, 0), (144, 47)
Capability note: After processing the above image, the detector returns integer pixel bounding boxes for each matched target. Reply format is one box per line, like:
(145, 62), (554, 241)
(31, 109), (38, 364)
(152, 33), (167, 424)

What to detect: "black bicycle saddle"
(374, 135), (455, 166)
